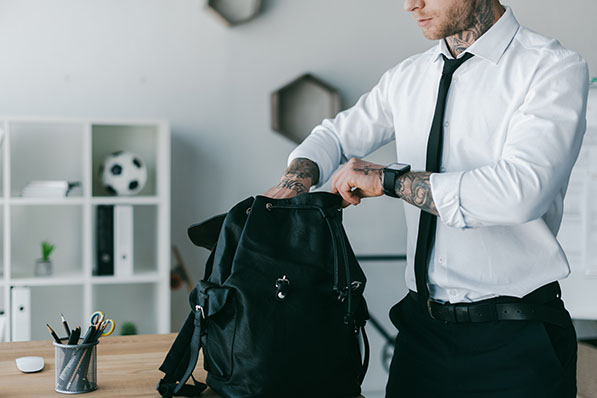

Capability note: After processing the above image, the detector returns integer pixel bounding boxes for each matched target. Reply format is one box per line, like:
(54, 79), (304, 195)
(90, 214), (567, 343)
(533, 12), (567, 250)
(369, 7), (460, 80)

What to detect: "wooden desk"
(0, 333), (221, 397)
(0, 334), (366, 397)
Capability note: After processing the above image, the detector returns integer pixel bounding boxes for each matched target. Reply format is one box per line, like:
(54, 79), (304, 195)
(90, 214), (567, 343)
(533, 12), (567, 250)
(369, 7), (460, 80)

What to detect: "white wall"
(0, 0), (596, 333)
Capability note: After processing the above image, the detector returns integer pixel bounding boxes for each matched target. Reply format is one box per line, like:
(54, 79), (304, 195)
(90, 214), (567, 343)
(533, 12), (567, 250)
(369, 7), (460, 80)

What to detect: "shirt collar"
(432, 6), (520, 65)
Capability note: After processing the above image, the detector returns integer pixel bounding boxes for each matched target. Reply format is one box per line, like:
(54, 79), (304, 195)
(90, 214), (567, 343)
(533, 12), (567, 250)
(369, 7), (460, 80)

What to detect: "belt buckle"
(426, 298), (436, 320)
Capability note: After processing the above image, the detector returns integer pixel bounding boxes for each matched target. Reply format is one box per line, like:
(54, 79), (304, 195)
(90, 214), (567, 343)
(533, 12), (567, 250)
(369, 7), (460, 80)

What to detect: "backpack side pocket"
(197, 281), (237, 380)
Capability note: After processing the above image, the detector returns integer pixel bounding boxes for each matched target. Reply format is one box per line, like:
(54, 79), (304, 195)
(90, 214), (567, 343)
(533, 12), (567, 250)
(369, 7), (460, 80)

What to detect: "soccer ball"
(100, 151), (147, 196)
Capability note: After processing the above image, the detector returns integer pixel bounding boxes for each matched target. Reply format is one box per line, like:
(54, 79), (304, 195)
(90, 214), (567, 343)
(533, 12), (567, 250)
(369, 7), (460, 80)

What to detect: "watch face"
(386, 162), (410, 172)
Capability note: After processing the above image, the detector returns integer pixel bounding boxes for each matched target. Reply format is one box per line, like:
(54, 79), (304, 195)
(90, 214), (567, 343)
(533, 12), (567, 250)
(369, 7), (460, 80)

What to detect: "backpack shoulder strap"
(157, 309), (208, 397)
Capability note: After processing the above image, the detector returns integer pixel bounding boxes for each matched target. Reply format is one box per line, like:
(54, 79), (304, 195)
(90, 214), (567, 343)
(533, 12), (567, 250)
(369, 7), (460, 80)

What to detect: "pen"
(91, 321), (107, 342)
(61, 313), (71, 338)
(46, 323), (61, 344)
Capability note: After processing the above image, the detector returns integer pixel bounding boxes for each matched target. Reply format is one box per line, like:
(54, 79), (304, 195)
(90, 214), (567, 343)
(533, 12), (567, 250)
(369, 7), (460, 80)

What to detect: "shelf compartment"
(271, 73), (341, 144)
(92, 124), (158, 197)
(92, 205), (158, 276)
(206, 0), (261, 26)
(28, 284), (85, 341)
(92, 283), (158, 335)
(10, 205), (84, 279)
(9, 121), (85, 198)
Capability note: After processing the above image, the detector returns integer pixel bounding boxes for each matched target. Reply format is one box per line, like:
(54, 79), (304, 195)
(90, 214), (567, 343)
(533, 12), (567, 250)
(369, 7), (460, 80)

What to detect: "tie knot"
(442, 52), (474, 76)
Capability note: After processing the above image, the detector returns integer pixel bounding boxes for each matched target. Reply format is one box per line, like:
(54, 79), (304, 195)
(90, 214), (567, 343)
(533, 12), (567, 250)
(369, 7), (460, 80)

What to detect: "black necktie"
(414, 52), (474, 310)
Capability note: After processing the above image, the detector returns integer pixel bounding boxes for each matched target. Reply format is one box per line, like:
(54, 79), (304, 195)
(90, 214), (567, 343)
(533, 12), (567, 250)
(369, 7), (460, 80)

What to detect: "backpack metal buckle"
(275, 275), (290, 300)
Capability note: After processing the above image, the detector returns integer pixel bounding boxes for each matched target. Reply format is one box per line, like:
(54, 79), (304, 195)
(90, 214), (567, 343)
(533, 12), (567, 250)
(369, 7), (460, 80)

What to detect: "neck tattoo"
(445, 1), (501, 57)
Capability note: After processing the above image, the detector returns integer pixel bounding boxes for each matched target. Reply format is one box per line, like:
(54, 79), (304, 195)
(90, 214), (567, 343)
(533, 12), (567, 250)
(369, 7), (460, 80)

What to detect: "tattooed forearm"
(276, 179), (308, 195)
(274, 158), (319, 194)
(394, 172), (438, 216)
(354, 165), (383, 182)
(284, 158), (320, 185)
(445, 1), (503, 57)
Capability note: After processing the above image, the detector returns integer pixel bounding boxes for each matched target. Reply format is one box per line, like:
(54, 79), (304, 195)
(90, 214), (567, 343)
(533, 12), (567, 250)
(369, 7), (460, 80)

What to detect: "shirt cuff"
(430, 171), (467, 229)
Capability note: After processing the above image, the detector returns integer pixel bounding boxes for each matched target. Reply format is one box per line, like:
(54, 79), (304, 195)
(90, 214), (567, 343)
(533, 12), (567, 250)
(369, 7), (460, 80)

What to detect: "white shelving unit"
(0, 117), (170, 341)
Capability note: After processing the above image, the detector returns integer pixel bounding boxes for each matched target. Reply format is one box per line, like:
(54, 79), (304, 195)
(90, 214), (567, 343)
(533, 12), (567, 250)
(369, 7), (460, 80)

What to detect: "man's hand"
(264, 158), (320, 199)
(331, 158), (384, 207)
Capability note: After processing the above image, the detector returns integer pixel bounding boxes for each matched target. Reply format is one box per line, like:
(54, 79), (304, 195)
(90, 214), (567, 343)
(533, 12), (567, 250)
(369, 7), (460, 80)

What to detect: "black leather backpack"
(157, 193), (370, 398)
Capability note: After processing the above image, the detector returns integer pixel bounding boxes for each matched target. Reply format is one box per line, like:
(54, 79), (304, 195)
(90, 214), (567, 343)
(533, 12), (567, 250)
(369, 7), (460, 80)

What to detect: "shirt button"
(444, 121), (449, 128)
(440, 167), (446, 172)
(449, 289), (458, 296)
(437, 256), (445, 264)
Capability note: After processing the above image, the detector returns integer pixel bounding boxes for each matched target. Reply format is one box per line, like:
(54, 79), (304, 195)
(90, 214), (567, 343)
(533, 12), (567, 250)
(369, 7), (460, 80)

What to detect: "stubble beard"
(421, 1), (478, 41)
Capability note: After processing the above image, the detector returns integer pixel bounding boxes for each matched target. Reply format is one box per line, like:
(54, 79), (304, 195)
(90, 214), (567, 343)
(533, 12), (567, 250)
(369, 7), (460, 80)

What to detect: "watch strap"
(383, 169), (399, 198)
(383, 163), (411, 198)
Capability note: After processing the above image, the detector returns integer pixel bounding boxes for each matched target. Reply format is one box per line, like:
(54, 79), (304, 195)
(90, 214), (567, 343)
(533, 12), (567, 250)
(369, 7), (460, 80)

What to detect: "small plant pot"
(35, 259), (53, 277)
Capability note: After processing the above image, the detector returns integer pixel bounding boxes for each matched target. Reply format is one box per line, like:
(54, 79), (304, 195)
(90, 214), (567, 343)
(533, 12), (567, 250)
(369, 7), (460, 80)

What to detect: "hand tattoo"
(284, 158), (320, 185)
(394, 172), (438, 216)
(445, 1), (501, 57)
(354, 165), (383, 183)
(276, 179), (308, 195)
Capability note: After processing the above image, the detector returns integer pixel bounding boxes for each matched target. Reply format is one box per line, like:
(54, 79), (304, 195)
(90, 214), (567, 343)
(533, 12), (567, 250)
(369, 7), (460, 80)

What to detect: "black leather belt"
(409, 282), (569, 328)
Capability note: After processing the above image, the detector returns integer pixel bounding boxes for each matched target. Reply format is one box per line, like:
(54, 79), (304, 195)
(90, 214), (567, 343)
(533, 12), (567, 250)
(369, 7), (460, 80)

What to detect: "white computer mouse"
(15, 356), (44, 373)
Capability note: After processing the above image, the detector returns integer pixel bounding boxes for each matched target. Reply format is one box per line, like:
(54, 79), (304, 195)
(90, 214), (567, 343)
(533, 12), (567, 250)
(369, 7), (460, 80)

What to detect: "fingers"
(336, 180), (362, 206)
(331, 168), (357, 206)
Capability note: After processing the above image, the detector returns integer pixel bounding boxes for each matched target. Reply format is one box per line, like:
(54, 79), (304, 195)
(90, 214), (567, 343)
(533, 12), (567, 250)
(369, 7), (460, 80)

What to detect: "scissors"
(89, 311), (115, 337)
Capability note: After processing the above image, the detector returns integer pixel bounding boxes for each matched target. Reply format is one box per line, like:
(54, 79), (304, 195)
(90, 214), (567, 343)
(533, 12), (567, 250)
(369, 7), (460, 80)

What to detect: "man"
(266, 0), (588, 397)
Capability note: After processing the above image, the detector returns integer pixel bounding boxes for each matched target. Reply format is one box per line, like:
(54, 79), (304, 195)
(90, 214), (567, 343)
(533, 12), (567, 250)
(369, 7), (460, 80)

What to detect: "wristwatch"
(383, 162), (411, 198)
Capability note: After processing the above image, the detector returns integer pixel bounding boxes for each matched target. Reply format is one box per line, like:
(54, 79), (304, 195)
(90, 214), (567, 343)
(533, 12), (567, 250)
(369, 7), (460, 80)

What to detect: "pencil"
(46, 323), (61, 344)
(61, 313), (71, 338)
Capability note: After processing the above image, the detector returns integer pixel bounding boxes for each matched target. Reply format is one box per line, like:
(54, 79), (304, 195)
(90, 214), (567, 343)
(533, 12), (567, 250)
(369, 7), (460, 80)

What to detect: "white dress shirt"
(288, 7), (589, 303)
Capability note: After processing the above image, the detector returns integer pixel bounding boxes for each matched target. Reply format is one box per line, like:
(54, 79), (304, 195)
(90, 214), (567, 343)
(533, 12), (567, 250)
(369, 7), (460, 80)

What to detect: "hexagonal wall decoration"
(271, 74), (341, 144)
(206, 0), (262, 27)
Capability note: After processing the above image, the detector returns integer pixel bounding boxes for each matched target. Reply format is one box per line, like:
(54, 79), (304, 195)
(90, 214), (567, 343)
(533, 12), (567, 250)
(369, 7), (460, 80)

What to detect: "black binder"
(95, 205), (114, 276)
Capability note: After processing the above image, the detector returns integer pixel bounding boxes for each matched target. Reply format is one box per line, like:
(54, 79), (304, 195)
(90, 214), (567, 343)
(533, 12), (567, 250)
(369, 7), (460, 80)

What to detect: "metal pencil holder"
(54, 341), (98, 394)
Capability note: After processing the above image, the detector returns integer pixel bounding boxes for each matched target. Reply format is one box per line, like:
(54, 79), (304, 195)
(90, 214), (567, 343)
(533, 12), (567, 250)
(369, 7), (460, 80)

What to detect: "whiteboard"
(559, 83), (597, 320)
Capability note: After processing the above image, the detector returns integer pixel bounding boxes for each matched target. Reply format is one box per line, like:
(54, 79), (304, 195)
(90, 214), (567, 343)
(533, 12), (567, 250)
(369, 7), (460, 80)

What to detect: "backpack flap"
(188, 197), (254, 284)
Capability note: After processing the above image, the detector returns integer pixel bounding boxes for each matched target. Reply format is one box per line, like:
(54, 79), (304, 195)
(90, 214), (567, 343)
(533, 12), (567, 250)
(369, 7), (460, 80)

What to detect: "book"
(21, 181), (81, 198)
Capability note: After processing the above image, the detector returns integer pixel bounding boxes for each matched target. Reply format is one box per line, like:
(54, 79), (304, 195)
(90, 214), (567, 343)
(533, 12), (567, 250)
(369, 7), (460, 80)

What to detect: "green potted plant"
(120, 321), (137, 336)
(35, 241), (55, 276)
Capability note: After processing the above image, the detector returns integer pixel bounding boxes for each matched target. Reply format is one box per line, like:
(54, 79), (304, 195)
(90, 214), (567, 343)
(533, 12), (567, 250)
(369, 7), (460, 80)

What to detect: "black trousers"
(385, 292), (577, 398)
